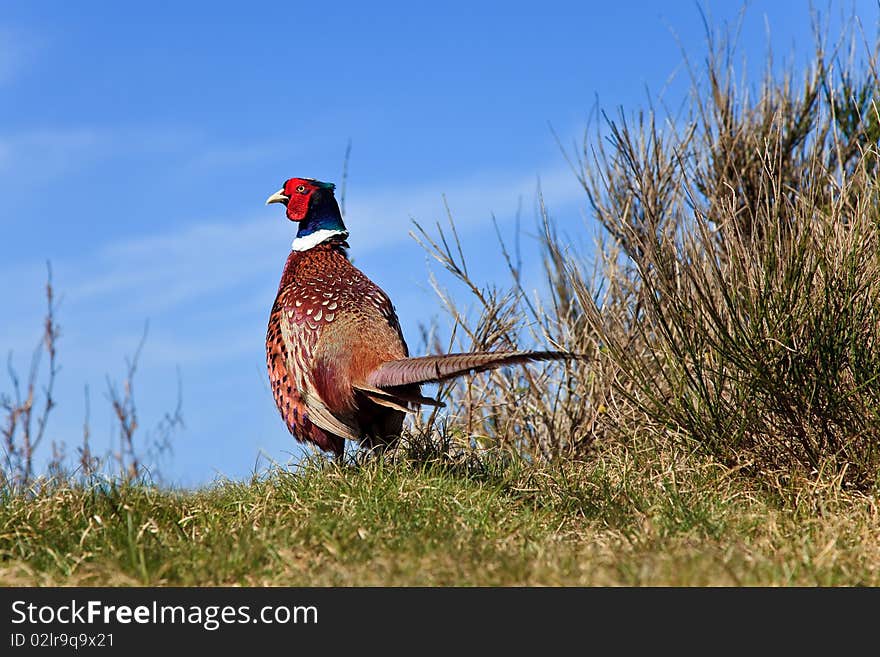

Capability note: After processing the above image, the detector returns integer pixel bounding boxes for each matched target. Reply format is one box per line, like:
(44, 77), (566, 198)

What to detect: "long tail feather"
(366, 350), (582, 389)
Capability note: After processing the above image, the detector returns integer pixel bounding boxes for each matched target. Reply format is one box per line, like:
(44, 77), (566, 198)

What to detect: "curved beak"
(265, 189), (289, 206)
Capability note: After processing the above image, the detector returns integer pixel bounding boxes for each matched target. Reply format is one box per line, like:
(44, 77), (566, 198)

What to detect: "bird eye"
(296, 185), (307, 194)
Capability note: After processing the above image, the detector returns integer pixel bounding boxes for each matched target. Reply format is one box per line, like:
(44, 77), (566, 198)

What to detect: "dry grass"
(2, 438), (879, 586)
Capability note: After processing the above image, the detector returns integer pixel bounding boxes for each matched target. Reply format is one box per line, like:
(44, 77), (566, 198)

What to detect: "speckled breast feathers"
(266, 241), (414, 454)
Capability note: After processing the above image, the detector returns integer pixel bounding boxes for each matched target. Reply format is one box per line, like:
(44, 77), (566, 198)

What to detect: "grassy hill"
(3, 439), (879, 586)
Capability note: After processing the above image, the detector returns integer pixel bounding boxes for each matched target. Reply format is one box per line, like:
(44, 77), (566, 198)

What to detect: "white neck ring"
(291, 229), (349, 252)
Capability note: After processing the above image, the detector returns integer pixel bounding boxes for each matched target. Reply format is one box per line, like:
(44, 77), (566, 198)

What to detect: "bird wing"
(301, 387), (361, 441)
(280, 308), (361, 442)
(338, 278), (449, 411)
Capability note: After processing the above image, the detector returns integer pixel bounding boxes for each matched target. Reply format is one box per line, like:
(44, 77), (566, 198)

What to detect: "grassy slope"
(3, 441), (878, 586)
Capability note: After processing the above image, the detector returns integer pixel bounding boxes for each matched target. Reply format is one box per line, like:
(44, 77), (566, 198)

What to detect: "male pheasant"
(265, 177), (576, 457)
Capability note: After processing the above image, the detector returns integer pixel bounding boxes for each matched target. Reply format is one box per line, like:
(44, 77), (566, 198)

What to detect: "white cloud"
(181, 143), (287, 172)
(0, 124), (242, 189)
(67, 165), (585, 310)
(0, 27), (41, 85)
(343, 166), (585, 250)
(0, 129), (103, 180)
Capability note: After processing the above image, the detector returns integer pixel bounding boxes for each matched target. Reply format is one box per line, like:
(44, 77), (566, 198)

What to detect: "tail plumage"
(366, 350), (582, 389)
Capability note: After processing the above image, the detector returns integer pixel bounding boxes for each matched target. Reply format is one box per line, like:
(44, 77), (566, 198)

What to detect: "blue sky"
(2, 1), (877, 486)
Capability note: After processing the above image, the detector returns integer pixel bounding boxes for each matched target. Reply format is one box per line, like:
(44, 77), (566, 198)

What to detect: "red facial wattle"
(283, 179), (313, 222)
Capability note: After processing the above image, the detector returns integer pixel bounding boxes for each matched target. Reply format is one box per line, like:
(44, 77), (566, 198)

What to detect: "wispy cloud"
(2, 164), (588, 375)
(0, 26), (42, 85)
(73, 218), (279, 304)
(344, 167), (585, 250)
(70, 165), (585, 310)
(0, 124), (265, 191)
(0, 128), (104, 183)
(180, 142), (287, 173)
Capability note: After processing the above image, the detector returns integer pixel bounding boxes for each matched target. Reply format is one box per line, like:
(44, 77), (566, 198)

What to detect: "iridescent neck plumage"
(292, 193), (348, 251)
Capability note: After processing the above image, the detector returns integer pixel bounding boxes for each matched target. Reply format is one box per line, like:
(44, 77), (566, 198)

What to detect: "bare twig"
(1, 262), (60, 487)
(340, 138), (352, 217)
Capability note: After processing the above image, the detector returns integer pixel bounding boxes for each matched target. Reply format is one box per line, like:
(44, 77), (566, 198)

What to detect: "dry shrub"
(411, 13), (880, 490)
(405, 197), (620, 462)
(2, 275), (184, 491)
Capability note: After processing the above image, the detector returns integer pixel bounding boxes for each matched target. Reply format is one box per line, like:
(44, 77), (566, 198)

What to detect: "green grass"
(3, 440), (878, 586)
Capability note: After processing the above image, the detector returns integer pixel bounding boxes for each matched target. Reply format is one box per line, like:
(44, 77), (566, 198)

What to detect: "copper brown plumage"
(265, 177), (579, 457)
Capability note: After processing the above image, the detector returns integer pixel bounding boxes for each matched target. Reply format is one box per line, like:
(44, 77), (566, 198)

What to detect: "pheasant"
(265, 177), (577, 457)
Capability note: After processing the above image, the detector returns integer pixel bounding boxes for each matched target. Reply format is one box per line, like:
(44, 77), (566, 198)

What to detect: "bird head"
(266, 177), (348, 251)
(266, 177), (339, 223)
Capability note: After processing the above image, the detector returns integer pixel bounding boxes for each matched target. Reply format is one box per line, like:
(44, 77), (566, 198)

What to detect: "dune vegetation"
(2, 13), (880, 586)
